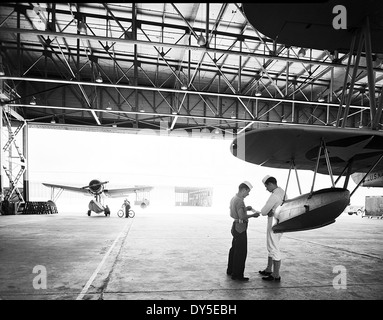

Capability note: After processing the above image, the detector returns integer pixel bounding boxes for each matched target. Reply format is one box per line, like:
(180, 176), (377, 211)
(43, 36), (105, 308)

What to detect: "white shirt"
(261, 187), (286, 218)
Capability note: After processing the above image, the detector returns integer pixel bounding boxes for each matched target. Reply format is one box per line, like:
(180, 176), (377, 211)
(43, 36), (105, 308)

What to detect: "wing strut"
(322, 139), (335, 188)
(331, 159), (354, 190)
(311, 141), (322, 194)
(311, 139), (336, 195)
(283, 159), (302, 203)
(49, 186), (64, 203)
(343, 159), (354, 190)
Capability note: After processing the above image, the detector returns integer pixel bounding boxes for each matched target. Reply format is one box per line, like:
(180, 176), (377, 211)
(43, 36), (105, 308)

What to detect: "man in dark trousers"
(227, 181), (260, 281)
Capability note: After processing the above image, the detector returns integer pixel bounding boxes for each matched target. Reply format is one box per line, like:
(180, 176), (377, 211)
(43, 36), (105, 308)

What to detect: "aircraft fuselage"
(351, 170), (383, 187)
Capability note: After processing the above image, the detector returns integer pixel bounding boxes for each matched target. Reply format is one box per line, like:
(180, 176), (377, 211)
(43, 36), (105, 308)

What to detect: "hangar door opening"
(175, 187), (213, 207)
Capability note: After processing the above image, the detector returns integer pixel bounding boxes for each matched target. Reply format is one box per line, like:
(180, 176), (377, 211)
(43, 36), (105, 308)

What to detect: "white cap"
(242, 180), (253, 190)
(262, 175), (272, 184)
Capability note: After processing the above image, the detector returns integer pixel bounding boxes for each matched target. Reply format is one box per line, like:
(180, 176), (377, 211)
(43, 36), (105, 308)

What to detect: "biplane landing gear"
(87, 210), (91, 216)
(104, 206), (111, 217)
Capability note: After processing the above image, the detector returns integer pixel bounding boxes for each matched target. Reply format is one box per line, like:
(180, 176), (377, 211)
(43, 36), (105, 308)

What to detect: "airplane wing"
(42, 183), (91, 196)
(231, 126), (383, 175)
(242, 1), (383, 53)
(104, 186), (153, 198)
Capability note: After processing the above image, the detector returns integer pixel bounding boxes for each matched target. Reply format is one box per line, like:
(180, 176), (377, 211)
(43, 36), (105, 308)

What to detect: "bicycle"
(117, 204), (135, 218)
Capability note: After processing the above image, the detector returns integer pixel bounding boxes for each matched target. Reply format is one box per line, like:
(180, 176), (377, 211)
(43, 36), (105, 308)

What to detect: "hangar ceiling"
(0, 2), (382, 135)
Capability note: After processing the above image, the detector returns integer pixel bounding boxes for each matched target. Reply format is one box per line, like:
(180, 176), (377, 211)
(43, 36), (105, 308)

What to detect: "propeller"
(82, 179), (109, 194)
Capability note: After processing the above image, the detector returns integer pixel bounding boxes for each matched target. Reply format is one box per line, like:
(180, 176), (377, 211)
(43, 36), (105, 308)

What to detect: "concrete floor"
(0, 208), (382, 300)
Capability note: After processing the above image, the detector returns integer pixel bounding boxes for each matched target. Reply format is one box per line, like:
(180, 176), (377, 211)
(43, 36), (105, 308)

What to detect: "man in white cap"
(258, 175), (286, 282)
(227, 181), (260, 281)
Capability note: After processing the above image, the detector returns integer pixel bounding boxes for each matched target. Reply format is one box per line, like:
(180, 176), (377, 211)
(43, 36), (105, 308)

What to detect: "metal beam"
(3, 27), (383, 72)
(1, 76), (375, 112)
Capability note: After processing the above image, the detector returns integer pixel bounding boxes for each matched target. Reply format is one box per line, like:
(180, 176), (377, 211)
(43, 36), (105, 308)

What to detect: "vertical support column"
(217, 74), (221, 117)
(335, 30), (357, 127)
(23, 123), (29, 202)
(285, 48), (290, 98)
(17, 10), (21, 76)
(328, 67), (334, 125)
(341, 30), (364, 128)
(292, 79), (296, 123)
(238, 38), (242, 94)
(205, 3), (209, 46)
(0, 103), (3, 201)
(255, 98), (259, 120)
(187, 33), (191, 122)
(363, 17), (377, 127)
(132, 3), (138, 128)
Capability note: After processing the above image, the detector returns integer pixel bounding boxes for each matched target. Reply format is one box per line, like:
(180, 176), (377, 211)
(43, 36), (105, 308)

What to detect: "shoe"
(262, 275), (281, 282)
(226, 270), (232, 276)
(259, 269), (272, 276)
(231, 276), (249, 281)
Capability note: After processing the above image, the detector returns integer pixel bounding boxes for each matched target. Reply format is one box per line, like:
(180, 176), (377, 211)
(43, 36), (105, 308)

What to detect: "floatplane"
(231, 1), (383, 232)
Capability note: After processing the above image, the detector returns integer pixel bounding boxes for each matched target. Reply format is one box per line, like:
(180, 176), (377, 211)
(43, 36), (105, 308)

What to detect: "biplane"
(43, 179), (152, 216)
(231, 1), (383, 232)
(231, 126), (383, 233)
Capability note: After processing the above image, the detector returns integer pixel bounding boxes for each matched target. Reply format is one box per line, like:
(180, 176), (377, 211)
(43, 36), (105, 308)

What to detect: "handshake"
(246, 206), (261, 218)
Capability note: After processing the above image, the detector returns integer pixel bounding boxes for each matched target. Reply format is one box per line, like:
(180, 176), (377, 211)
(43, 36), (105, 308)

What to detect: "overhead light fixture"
(106, 106), (112, 111)
(181, 82), (188, 90)
(139, 108), (145, 113)
(317, 94), (325, 102)
(231, 111), (236, 119)
(197, 32), (206, 46)
(30, 96), (36, 105)
(95, 71), (103, 83)
(77, 19), (87, 34)
(255, 89), (262, 97)
(298, 48), (306, 58)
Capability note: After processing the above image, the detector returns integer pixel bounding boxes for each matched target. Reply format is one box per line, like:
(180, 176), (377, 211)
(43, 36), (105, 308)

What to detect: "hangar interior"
(0, 2), (382, 211)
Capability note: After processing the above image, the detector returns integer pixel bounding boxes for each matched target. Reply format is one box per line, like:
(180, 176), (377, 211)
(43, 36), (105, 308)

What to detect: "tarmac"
(0, 207), (382, 301)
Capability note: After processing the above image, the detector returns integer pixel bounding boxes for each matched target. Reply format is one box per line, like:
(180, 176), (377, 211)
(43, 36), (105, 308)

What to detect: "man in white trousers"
(259, 175), (287, 282)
